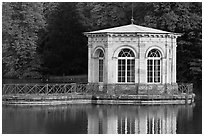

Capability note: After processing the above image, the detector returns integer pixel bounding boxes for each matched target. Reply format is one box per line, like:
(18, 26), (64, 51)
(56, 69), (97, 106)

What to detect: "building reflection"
(87, 105), (193, 134)
(3, 103), (195, 134)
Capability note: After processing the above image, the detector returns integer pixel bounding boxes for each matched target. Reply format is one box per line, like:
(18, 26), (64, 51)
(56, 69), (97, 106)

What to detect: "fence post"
(63, 84), (66, 93)
(46, 84), (49, 94)
(15, 84), (17, 95)
(187, 84), (189, 94)
(74, 83), (77, 93)
(2, 84), (5, 95)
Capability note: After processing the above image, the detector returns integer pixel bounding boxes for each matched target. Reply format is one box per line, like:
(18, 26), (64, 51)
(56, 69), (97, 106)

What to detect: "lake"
(2, 100), (202, 134)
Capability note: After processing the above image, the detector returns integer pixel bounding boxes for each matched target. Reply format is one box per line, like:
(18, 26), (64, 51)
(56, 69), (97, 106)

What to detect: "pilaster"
(165, 43), (170, 83)
(172, 44), (177, 83)
(88, 43), (92, 83)
(104, 42), (109, 84)
(139, 43), (146, 83)
(162, 59), (166, 84)
(106, 35), (114, 84)
(135, 58), (139, 83)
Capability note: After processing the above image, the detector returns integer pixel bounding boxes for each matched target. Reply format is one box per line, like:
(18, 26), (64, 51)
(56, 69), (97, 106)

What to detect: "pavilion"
(84, 23), (181, 95)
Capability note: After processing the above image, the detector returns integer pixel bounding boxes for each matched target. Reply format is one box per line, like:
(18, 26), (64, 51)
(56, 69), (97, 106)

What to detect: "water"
(2, 101), (202, 134)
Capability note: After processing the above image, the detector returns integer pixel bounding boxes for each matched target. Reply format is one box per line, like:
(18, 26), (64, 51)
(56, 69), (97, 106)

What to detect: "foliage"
(39, 3), (88, 76)
(142, 2), (202, 90)
(2, 2), (46, 78)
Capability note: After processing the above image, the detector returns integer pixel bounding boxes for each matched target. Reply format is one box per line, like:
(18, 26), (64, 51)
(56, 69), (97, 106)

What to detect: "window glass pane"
(158, 77), (160, 82)
(99, 51), (104, 58)
(118, 59), (135, 83)
(118, 49), (135, 83)
(118, 60), (121, 82)
(122, 76), (125, 82)
(118, 59), (126, 82)
(99, 59), (103, 82)
(127, 73), (130, 82)
(147, 50), (161, 83)
(131, 60), (135, 82)
(147, 60), (153, 83)
(118, 49), (135, 57)
(154, 76), (157, 82)
(126, 59), (135, 82)
(148, 49), (161, 57)
(154, 60), (160, 83)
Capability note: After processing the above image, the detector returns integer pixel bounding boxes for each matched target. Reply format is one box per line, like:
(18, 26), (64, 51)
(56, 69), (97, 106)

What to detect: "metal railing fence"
(2, 83), (193, 95)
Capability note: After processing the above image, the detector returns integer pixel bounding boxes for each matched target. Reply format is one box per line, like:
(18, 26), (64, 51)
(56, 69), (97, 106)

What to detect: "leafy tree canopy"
(2, 2), (46, 78)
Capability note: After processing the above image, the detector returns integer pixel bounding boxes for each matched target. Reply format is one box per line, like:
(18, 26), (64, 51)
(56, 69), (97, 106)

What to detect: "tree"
(142, 2), (202, 91)
(39, 2), (88, 76)
(2, 2), (46, 78)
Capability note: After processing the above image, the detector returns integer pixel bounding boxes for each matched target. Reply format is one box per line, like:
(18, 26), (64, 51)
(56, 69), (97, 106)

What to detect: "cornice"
(86, 33), (179, 38)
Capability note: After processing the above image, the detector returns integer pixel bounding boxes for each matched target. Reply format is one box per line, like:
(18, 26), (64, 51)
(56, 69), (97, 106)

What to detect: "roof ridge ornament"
(131, 3), (134, 24)
(131, 17), (134, 25)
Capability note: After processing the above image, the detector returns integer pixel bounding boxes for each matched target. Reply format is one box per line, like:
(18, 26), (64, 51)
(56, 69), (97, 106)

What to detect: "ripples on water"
(2, 103), (201, 134)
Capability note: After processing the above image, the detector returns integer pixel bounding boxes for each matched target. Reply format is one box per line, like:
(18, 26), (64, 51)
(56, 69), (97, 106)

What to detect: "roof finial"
(131, 17), (134, 24)
(131, 3), (134, 24)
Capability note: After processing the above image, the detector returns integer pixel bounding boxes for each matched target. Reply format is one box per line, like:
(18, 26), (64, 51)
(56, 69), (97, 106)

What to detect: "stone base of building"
(2, 93), (195, 105)
(87, 83), (179, 95)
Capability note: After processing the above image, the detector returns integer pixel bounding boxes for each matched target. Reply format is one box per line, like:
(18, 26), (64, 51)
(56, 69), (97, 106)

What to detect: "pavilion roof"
(85, 24), (178, 35)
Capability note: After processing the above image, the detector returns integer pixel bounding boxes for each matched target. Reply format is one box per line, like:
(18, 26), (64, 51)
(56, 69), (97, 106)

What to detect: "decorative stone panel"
(137, 84), (178, 95)
(114, 84), (138, 95)
(86, 83), (99, 93)
(88, 83), (179, 95)
(165, 83), (179, 95)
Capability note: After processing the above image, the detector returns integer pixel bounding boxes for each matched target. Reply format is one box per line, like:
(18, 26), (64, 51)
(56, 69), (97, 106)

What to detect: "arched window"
(147, 49), (161, 83)
(98, 50), (104, 82)
(118, 49), (135, 83)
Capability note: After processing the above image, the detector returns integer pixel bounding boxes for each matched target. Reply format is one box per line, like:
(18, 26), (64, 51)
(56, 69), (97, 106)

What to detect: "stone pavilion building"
(84, 23), (181, 95)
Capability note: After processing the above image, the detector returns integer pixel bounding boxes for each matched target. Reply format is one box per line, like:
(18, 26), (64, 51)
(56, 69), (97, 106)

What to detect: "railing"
(2, 83), (193, 95)
(178, 83), (193, 94)
(2, 83), (97, 95)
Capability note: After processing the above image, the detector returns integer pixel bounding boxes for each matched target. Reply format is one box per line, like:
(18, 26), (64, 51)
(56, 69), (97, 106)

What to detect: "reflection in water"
(2, 104), (197, 134)
(87, 105), (180, 134)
